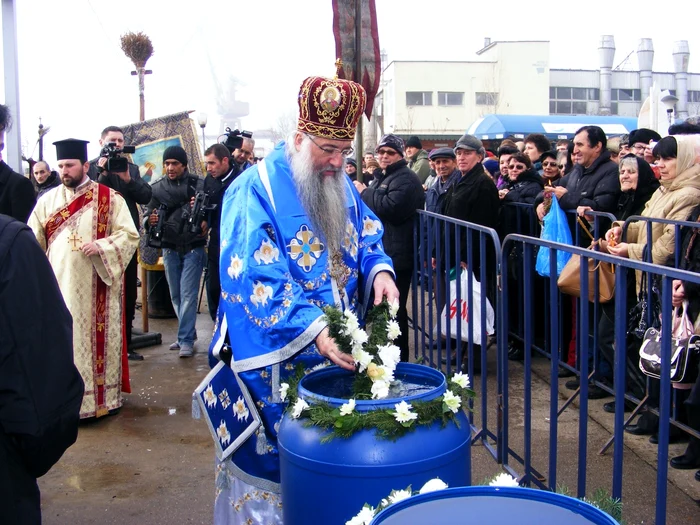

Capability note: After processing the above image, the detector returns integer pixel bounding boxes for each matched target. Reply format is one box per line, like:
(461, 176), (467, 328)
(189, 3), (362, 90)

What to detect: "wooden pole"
(354, 0), (364, 183)
(138, 65), (149, 332)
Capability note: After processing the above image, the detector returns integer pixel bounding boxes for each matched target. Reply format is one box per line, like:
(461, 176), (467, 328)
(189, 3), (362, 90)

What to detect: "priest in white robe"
(29, 138), (140, 418)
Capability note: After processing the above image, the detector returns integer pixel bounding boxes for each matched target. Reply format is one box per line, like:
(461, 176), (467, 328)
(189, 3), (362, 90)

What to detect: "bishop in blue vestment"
(209, 74), (399, 524)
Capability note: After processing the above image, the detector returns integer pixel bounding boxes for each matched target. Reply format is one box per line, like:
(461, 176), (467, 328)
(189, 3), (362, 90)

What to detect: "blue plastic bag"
(535, 197), (573, 277)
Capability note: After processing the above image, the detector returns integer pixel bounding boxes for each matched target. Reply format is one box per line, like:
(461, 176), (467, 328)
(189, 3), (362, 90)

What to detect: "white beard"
(288, 138), (348, 255)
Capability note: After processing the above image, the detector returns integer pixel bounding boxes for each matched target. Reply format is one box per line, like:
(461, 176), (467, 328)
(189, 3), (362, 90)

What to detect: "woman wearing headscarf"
(590, 155), (659, 411)
(603, 135), (700, 439)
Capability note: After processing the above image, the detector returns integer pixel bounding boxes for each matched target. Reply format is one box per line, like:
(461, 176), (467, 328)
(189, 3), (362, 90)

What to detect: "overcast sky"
(1, 0), (698, 166)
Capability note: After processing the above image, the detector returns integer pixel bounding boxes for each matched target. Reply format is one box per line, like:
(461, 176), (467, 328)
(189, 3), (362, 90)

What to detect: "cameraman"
(202, 143), (237, 321)
(228, 135), (255, 176)
(144, 146), (206, 358)
(88, 126), (152, 361)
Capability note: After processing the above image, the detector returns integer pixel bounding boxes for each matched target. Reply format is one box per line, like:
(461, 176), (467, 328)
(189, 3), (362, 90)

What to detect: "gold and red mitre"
(297, 76), (367, 140)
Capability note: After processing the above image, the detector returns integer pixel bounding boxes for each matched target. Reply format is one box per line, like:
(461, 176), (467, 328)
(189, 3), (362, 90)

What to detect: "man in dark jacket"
(0, 105), (35, 222)
(535, 125), (620, 239)
(0, 215), (83, 525)
(440, 134), (500, 274)
(32, 161), (61, 199)
(88, 126), (152, 360)
(144, 146), (206, 357)
(202, 143), (238, 321)
(354, 134), (425, 361)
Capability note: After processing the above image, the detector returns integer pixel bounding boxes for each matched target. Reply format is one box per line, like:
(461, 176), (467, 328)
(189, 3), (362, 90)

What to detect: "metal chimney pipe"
(598, 35), (615, 115)
(637, 38), (654, 102)
(673, 40), (690, 119)
(484, 37), (491, 48)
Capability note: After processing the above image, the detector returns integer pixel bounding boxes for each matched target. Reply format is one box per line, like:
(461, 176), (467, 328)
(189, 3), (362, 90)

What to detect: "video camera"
(183, 192), (217, 235)
(221, 128), (253, 154)
(100, 142), (136, 173)
(147, 204), (168, 248)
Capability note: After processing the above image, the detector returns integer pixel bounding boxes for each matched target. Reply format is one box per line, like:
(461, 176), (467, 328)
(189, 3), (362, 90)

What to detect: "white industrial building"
(370, 37), (699, 148)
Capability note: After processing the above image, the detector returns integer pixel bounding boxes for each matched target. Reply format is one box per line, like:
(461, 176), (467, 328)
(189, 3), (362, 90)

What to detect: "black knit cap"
(376, 134), (405, 157)
(406, 136), (422, 149)
(163, 145), (188, 166)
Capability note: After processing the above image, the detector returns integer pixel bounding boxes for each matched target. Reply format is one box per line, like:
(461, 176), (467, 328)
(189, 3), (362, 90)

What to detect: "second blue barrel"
(277, 363), (471, 525)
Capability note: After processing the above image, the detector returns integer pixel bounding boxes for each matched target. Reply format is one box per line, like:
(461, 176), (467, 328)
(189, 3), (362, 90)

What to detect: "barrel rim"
(370, 486), (619, 524)
(298, 362), (447, 410)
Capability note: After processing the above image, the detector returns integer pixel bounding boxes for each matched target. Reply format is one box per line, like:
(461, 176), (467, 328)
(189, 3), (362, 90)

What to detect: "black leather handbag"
(638, 327), (700, 384)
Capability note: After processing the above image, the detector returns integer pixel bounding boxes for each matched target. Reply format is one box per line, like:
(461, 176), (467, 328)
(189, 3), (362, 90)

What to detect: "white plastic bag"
(436, 269), (495, 343)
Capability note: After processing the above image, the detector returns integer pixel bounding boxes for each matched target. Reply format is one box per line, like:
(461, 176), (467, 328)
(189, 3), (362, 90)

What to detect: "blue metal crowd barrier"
(500, 232), (700, 525)
(412, 210), (502, 464)
(411, 208), (700, 525)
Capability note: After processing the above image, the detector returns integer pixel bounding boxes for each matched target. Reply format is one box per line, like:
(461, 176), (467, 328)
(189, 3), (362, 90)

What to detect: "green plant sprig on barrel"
(278, 298), (476, 441)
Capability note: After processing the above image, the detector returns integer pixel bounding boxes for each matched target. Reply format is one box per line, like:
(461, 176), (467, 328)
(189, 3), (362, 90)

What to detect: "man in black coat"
(354, 134), (425, 361)
(0, 105), (35, 222)
(88, 126), (152, 360)
(534, 125), (620, 240)
(202, 143), (239, 321)
(32, 161), (61, 199)
(0, 214), (84, 524)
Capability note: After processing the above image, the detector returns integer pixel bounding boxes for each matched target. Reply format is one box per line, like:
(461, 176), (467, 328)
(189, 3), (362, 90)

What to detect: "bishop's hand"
(316, 327), (355, 370)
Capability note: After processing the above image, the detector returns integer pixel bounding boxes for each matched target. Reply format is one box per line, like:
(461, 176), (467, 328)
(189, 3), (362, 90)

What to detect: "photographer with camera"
(88, 126), (152, 361)
(202, 143), (236, 320)
(222, 128), (255, 177)
(144, 146), (206, 358)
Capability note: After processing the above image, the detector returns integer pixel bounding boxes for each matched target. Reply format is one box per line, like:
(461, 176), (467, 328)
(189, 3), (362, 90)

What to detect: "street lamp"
(198, 112), (208, 150)
(660, 90), (679, 126)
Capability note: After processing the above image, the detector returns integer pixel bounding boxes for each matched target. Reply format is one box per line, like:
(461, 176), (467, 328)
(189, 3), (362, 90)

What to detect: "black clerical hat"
(54, 138), (90, 163)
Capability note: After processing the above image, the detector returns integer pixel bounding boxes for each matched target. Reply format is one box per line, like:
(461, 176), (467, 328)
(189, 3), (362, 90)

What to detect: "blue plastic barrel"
(370, 486), (619, 525)
(277, 363), (471, 525)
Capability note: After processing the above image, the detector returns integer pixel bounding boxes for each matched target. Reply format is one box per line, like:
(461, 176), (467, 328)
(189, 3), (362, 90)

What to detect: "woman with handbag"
(667, 202), (700, 478)
(603, 135), (700, 439)
(583, 155), (659, 410)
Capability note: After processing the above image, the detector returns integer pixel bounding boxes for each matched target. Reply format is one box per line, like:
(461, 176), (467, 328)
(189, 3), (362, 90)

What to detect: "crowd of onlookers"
(349, 120), (700, 483)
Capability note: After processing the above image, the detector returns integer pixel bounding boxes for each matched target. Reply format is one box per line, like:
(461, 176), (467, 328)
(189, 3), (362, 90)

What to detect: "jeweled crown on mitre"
(297, 73), (367, 141)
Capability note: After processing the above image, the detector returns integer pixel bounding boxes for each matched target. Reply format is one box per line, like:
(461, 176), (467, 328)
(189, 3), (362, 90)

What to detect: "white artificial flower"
(387, 489), (412, 505)
(389, 298), (400, 318)
(352, 348), (373, 373)
(342, 309), (360, 334)
(371, 380), (390, 400)
(351, 327), (369, 347)
(442, 390), (462, 414)
(291, 398), (309, 419)
(279, 383), (289, 402)
(489, 473), (520, 488)
(339, 399), (356, 416)
(419, 478), (448, 494)
(345, 505), (376, 525)
(386, 320), (401, 341)
(377, 344), (401, 370)
(393, 401), (418, 424)
(451, 372), (471, 389)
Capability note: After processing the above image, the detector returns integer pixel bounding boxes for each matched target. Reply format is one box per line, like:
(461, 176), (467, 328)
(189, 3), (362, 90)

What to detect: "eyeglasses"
(306, 134), (354, 157)
(376, 148), (399, 156)
(509, 164), (526, 170)
(542, 161), (558, 168)
(558, 165), (565, 169)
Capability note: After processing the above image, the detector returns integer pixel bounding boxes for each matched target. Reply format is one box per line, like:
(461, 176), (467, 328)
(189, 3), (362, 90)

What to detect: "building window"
(406, 91), (432, 106)
(689, 91), (700, 103)
(549, 86), (603, 115)
(438, 92), (464, 106)
(611, 103), (618, 115)
(611, 88), (641, 102)
(475, 92), (499, 105)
